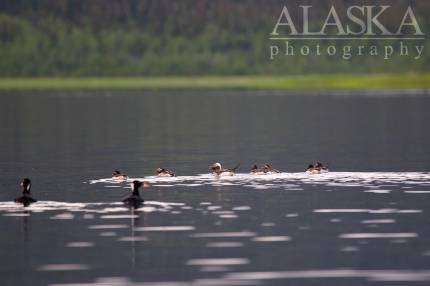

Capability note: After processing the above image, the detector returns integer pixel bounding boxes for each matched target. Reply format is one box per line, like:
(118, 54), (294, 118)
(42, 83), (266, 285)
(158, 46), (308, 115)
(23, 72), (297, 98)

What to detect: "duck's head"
(156, 168), (165, 174)
(112, 170), (121, 176)
(251, 164), (258, 170)
(211, 162), (222, 172)
(307, 164), (314, 169)
(21, 178), (31, 194)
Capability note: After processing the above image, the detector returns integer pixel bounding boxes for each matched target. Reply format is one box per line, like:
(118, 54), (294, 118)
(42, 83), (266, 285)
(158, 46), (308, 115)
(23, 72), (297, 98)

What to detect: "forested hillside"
(0, 0), (428, 76)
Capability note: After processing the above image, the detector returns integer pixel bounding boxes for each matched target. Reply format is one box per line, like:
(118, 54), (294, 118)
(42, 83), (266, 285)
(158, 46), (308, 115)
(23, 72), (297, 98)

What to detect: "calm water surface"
(0, 91), (430, 286)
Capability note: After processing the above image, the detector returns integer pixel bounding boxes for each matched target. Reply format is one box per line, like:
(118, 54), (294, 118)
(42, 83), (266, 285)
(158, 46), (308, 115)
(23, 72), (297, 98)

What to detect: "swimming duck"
(306, 164), (320, 174)
(263, 164), (281, 174)
(14, 178), (37, 207)
(155, 167), (175, 177)
(211, 162), (238, 176)
(315, 162), (329, 172)
(112, 170), (129, 181)
(122, 180), (145, 208)
(250, 164), (266, 175)
(251, 164), (281, 175)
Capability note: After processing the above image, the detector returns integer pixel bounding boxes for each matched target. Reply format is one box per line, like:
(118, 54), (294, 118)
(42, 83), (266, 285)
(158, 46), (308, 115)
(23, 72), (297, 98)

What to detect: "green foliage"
(0, 74), (429, 91)
(0, 0), (429, 76)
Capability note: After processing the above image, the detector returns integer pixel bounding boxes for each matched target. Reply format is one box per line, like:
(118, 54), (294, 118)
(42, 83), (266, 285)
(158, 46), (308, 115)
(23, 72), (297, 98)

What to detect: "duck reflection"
(128, 208), (150, 271)
(22, 210), (30, 243)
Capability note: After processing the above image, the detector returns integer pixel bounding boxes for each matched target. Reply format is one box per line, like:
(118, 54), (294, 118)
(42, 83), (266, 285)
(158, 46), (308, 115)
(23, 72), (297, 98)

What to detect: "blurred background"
(0, 0), (428, 77)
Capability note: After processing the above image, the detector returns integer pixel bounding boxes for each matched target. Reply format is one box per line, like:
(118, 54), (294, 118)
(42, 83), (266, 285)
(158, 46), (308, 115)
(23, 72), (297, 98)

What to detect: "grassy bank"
(0, 74), (429, 91)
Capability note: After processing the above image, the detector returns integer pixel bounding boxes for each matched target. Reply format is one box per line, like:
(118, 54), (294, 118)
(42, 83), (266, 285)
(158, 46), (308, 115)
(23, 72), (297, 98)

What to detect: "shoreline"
(0, 74), (429, 92)
(1, 89), (429, 97)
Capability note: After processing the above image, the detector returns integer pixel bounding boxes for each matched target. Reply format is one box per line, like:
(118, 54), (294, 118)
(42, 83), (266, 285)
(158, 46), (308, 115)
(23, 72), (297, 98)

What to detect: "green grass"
(0, 74), (429, 91)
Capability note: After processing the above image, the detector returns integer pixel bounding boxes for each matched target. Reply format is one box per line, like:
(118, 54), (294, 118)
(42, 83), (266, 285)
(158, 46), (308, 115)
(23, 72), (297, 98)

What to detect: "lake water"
(0, 91), (430, 286)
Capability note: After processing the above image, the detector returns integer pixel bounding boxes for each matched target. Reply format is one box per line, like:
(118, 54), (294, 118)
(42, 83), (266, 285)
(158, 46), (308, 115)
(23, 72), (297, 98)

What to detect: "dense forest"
(0, 0), (428, 76)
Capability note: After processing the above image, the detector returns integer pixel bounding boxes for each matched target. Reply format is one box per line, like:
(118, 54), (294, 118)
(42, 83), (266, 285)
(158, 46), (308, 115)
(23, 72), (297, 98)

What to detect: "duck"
(251, 164), (281, 175)
(122, 180), (145, 208)
(155, 167), (175, 177)
(314, 162), (329, 172)
(306, 164), (320, 174)
(262, 164), (281, 174)
(14, 178), (37, 207)
(211, 162), (238, 177)
(250, 164), (266, 175)
(112, 170), (129, 181)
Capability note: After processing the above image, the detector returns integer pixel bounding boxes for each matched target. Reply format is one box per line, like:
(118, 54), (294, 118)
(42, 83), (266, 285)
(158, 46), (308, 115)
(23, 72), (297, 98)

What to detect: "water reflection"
(22, 211), (30, 243)
(1, 92), (430, 285)
(1, 173), (430, 285)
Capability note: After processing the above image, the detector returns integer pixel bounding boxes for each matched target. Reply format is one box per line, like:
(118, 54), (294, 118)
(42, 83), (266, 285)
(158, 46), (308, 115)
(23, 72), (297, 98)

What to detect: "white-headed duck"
(14, 178), (37, 207)
(122, 180), (145, 208)
(112, 170), (129, 181)
(155, 167), (175, 177)
(211, 162), (238, 177)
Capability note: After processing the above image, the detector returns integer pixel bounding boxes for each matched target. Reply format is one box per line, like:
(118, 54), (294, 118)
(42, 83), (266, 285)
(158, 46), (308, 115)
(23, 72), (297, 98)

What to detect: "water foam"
(89, 172), (430, 191)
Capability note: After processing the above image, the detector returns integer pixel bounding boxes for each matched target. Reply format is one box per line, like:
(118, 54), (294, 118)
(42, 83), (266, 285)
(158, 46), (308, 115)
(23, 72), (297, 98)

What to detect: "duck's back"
(14, 195), (37, 207)
(122, 194), (144, 208)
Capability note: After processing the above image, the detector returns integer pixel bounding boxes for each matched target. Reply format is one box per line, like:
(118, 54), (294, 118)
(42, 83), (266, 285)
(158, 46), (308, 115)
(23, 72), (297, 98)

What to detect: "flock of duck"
(13, 161), (329, 209)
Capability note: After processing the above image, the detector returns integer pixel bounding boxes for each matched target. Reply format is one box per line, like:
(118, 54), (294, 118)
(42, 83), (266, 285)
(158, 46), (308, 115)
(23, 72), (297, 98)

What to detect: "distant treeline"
(0, 0), (428, 76)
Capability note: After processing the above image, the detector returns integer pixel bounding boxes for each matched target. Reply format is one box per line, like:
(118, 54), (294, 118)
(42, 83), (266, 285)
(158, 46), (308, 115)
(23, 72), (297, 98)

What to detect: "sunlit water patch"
(66, 242), (94, 248)
(186, 258), (250, 266)
(0, 200), (186, 215)
(251, 236), (291, 242)
(37, 264), (90, 271)
(2, 172), (429, 286)
(224, 269), (430, 282)
(339, 233), (418, 239)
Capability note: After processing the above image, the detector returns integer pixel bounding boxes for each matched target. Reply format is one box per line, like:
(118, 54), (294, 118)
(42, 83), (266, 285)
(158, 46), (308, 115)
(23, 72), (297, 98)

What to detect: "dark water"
(0, 91), (430, 286)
